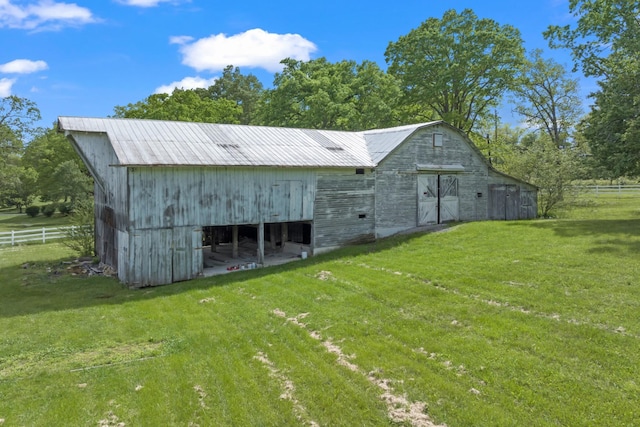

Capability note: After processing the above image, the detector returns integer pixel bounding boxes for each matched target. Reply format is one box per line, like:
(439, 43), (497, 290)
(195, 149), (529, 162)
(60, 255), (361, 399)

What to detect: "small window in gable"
(433, 133), (443, 147)
(355, 168), (365, 175)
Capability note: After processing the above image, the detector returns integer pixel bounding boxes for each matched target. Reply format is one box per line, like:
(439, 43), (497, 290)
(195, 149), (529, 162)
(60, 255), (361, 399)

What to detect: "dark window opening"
(358, 214), (367, 219)
(356, 168), (365, 175)
(477, 192), (483, 198)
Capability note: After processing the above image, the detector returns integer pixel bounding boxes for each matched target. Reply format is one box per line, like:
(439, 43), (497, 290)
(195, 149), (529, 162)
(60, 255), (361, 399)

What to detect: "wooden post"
(258, 222), (265, 265)
(269, 223), (277, 250)
(232, 225), (239, 258)
(280, 223), (288, 252)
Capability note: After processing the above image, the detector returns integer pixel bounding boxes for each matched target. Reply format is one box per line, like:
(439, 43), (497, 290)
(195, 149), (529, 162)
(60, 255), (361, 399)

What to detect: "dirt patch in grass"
(254, 351), (319, 427)
(272, 308), (444, 427)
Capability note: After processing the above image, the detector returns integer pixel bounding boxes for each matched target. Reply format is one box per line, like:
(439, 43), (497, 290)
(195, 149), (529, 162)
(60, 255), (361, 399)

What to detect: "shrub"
(62, 200), (94, 257)
(42, 204), (57, 217)
(58, 202), (74, 215)
(25, 206), (40, 217)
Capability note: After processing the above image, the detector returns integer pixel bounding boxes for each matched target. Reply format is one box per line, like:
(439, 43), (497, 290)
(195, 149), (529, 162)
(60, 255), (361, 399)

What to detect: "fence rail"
(0, 226), (87, 246)
(581, 184), (640, 195)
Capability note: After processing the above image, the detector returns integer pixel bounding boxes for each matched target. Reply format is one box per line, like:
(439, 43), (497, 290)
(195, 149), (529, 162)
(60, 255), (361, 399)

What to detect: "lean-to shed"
(58, 117), (537, 287)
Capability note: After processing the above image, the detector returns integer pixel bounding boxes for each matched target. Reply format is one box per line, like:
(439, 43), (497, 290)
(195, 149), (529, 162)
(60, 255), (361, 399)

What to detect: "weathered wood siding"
(488, 171), (538, 220)
(375, 125), (489, 237)
(128, 167), (315, 229)
(68, 133), (129, 279)
(314, 168), (375, 251)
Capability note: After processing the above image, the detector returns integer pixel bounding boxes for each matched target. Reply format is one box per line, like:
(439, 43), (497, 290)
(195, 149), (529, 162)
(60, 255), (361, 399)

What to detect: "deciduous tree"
(260, 57), (401, 130)
(113, 88), (242, 124)
(195, 65), (264, 125)
(512, 50), (583, 147)
(545, 1), (640, 176)
(385, 9), (525, 133)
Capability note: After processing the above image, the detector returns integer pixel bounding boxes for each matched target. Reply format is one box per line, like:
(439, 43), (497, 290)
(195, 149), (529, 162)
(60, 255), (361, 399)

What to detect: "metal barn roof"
(57, 116), (441, 168)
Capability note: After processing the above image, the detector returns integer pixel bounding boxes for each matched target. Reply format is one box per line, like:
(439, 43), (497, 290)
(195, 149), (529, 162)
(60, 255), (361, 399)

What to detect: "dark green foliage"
(113, 88), (242, 124)
(42, 204), (57, 217)
(195, 65), (264, 125)
(58, 202), (73, 215)
(260, 58), (401, 131)
(25, 205), (40, 217)
(546, 1), (640, 177)
(386, 9), (525, 133)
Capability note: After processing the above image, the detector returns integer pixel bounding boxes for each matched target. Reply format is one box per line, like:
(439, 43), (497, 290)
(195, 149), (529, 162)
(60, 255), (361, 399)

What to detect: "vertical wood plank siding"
(74, 134), (129, 279)
(375, 126), (490, 237)
(128, 167), (316, 229)
(313, 169), (375, 250)
(488, 171), (538, 220)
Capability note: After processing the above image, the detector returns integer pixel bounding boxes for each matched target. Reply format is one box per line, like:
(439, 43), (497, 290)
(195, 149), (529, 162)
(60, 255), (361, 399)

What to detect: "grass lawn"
(0, 209), (73, 232)
(0, 194), (638, 426)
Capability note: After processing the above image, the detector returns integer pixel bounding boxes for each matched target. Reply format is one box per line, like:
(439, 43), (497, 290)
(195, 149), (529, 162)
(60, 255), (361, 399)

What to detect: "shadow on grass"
(511, 218), (640, 254)
(0, 228), (434, 319)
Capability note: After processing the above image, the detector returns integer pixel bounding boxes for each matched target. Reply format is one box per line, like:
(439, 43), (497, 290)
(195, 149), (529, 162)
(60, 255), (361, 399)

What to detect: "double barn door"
(418, 174), (459, 225)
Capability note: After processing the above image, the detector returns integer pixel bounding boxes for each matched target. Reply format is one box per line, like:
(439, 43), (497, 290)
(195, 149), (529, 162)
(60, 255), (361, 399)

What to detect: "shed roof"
(58, 116), (442, 168)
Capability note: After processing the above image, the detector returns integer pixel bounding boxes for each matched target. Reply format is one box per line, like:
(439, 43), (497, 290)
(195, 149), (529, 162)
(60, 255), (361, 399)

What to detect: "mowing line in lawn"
(253, 351), (320, 427)
(345, 261), (639, 340)
(272, 308), (444, 427)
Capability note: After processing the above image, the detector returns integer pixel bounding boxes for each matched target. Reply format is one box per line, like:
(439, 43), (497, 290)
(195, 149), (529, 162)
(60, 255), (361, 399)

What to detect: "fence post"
(43, 227), (46, 243)
(12, 230), (15, 246)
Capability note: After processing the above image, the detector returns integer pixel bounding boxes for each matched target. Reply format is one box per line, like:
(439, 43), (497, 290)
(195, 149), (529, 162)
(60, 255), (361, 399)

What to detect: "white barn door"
(439, 175), (459, 222)
(417, 174), (459, 225)
(418, 174), (438, 225)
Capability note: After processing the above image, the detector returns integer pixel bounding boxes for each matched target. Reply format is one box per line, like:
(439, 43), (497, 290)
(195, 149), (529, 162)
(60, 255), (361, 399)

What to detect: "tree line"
(1, 3), (637, 216)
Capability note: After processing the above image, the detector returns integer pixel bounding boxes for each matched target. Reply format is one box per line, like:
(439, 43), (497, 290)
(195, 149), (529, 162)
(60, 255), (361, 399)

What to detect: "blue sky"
(0, 0), (594, 130)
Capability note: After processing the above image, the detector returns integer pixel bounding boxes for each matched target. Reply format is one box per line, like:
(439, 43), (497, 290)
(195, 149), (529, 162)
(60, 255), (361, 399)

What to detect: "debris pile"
(65, 259), (117, 278)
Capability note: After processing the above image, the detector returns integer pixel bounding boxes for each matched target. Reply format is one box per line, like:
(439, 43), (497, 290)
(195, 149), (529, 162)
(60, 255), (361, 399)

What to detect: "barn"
(58, 117), (537, 287)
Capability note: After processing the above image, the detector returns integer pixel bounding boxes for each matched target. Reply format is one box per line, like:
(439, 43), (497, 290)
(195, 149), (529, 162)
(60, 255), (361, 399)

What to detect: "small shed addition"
(58, 117), (537, 287)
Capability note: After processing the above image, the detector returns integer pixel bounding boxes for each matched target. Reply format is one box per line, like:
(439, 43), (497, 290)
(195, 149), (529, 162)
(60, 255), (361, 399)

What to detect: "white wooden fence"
(582, 184), (640, 196)
(0, 226), (86, 246)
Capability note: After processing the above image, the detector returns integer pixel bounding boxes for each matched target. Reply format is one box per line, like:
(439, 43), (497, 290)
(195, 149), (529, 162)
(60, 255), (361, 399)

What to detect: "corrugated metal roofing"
(57, 116), (441, 168)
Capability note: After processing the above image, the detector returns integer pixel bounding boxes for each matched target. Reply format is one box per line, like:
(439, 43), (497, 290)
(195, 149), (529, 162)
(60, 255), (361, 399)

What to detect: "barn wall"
(313, 168), (375, 251)
(69, 133), (129, 282)
(128, 167), (316, 229)
(375, 125), (489, 237)
(488, 171), (538, 220)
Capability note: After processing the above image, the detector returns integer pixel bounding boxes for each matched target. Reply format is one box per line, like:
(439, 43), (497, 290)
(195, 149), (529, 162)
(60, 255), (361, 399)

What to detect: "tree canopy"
(113, 88), (242, 124)
(546, 0), (640, 177)
(512, 50), (583, 147)
(385, 8), (525, 134)
(260, 57), (401, 131)
(195, 65), (264, 125)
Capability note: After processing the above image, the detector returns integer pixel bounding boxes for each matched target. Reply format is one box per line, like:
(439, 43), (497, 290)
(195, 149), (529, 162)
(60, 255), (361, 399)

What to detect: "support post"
(232, 225), (239, 258)
(258, 222), (265, 265)
(280, 223), (288, 252)
(269, 223), (277, 250)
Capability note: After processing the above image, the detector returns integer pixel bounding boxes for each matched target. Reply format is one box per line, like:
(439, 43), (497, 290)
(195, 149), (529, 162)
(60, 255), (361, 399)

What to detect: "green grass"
(0, 211), (73, 232)
(1, 195), (639, 426)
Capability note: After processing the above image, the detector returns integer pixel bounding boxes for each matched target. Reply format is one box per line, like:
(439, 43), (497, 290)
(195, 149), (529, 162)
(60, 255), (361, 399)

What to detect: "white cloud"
(0, 59), (48, 74)
(154, 76), (218, 94)
(169, 35), (193, 45)
(117, 0), (182, 7)
(173, 28), (317, 73)
(0, 77), (17, 96)
(0, 0), (96, 31)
